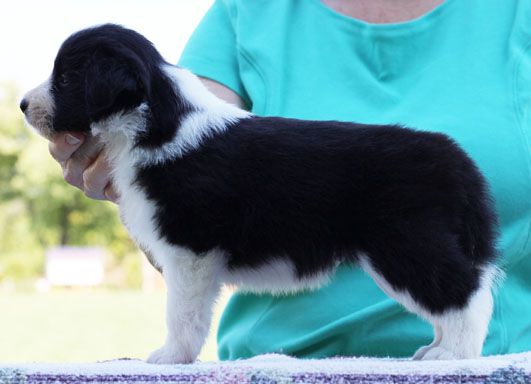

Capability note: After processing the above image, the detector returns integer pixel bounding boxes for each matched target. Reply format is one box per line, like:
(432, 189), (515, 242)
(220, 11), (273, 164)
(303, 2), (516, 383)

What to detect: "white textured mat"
(1, 352), (530, 383)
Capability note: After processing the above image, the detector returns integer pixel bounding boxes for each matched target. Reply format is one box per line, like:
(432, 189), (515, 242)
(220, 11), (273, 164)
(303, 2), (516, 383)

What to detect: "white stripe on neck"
(133, 66), (252, 165)
(92, 65), (252, 166)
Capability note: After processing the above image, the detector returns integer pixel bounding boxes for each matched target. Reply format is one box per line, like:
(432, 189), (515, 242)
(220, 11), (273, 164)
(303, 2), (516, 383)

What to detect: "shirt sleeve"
(178, 0), (249, 104)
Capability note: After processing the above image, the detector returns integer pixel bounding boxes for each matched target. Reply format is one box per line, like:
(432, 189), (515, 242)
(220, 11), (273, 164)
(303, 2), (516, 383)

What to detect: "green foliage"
(0, 83), (138, 285)
(123, 253), (143, 289)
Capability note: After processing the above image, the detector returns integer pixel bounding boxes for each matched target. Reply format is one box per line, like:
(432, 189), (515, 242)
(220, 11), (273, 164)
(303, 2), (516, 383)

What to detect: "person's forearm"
(199, 77), (248, 110)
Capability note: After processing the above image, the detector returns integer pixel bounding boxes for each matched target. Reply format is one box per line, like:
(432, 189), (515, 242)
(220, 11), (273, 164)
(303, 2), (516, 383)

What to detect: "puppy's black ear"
(85, 50), (147, 121)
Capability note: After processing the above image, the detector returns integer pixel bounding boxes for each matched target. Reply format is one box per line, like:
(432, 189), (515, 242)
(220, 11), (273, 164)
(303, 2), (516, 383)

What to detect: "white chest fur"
(91, 111), (177, 271)
(114, 149), (171, 270)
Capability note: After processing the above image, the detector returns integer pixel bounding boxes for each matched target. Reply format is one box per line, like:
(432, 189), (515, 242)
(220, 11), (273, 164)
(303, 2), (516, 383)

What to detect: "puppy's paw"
(146, 344), (194, 365)
(417, 346), (458, 360)
(412, 345), (433, 360)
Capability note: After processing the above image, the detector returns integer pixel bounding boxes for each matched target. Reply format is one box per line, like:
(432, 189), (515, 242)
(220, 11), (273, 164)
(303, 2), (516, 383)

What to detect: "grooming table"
(1, 352), (530, 383)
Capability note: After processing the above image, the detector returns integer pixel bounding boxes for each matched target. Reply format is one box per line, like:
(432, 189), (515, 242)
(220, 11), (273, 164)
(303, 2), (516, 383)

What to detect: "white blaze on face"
(22, 77), (55, 139)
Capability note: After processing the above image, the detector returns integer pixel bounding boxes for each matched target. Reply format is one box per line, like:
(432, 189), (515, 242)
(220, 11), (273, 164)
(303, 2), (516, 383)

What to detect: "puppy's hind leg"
(359, 238), (496, 360)
(414, 267), (495, 360)
(410, 325), (442, 360)
(147, 248), (224, 364)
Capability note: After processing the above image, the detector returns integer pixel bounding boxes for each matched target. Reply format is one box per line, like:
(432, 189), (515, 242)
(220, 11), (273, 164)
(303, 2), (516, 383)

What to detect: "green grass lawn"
(0, 289), (230, 363)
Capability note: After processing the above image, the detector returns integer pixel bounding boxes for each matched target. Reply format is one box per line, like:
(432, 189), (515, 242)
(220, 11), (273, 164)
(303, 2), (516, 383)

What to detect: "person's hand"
(48, 132), (120, 203)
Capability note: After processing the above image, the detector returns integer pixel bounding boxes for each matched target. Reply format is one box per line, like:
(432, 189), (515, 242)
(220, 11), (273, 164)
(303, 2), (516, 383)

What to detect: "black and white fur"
(21, 24), (499, 363)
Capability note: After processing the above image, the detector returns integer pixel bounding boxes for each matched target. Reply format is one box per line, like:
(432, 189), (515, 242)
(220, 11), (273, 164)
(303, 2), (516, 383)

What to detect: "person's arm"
(49, 77), (245, 203)
(201, 77), (247, 109)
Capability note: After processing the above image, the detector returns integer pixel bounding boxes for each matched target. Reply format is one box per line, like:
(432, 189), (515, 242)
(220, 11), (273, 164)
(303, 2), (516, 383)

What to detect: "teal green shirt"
(179, 0), (531, 359)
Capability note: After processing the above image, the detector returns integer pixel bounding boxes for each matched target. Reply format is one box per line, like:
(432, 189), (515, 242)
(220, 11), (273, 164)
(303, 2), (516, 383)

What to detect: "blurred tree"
(0, 84), (27, 201)
(0, 83), (138, 285)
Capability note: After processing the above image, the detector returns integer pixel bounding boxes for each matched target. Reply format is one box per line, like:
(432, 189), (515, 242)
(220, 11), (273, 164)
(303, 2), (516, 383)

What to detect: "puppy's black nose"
(20, 98), (29, 113)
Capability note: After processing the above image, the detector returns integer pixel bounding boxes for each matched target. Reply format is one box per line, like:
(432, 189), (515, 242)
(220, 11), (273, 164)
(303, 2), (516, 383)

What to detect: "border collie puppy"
(21, 24), (498, 364)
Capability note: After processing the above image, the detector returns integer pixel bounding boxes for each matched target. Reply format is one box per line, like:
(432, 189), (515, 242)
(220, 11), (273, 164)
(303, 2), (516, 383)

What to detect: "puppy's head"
(21, 24), (161, 139)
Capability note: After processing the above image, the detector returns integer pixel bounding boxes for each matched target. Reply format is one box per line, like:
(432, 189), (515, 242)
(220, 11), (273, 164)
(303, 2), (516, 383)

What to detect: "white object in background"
(45, 247), (105, 286)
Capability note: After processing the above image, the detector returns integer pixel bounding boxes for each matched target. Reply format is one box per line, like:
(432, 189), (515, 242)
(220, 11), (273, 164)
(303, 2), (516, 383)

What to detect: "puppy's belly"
(222, 259), (335, 295)
(116, 164), (335, 294)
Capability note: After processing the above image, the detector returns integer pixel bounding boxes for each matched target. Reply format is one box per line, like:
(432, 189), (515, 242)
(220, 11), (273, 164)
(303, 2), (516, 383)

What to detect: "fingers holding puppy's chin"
(66, 158), (119, 203)
(63, 154), (93, 189)
(104, 183), (120, 203)
(48, 133), (117, 203)
(48, 132), (85, 162)
(82, 155), (114, 201)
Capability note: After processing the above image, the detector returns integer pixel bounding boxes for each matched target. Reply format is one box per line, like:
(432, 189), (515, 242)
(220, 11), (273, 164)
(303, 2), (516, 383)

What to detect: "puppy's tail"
(460, 183), (498, 267)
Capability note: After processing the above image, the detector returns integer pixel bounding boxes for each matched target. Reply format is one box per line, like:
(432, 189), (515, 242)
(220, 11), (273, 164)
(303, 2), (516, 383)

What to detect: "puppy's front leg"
(147, 251), (222, 364)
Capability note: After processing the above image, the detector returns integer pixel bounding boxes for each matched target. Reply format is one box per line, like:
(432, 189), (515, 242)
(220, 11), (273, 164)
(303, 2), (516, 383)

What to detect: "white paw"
(417, 346), (458, 360)
(412, 345), (433, 360)
(146, 344), (194, 365)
